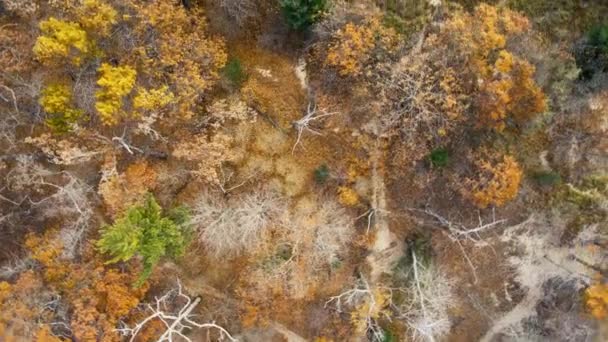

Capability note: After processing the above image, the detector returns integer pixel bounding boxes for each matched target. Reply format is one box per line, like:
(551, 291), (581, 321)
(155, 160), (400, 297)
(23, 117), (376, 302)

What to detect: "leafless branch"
(291, 102), (337, 154)
(117, 279), (236, 342)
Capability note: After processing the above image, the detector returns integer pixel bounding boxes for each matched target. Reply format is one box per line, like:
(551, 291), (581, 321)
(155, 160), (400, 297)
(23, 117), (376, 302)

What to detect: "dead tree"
(117, 280), (236, 342)
(405, 207), (507, 283)
(291, 102), (337, 154)
(325, 276), (388, 341)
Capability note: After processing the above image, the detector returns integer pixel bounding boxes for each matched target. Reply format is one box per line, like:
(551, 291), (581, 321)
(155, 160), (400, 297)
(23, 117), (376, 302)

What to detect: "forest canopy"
(0, 0), (606, 341)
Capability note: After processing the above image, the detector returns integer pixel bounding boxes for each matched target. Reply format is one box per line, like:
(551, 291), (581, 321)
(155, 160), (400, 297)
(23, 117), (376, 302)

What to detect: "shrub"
(97, 195), (191, 286)
(279, 0), (328, 31)
(314, 164), (330, 184)
(428, 148), (449, 168)
(575, 24), (608, 79)
(223, 57), (247, 86)
(532, 171), (561, 187)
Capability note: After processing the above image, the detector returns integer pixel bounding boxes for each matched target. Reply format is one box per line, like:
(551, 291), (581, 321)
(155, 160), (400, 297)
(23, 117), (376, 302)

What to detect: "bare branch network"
(292, 102), (338, 154)
(117, 280), (236, 342)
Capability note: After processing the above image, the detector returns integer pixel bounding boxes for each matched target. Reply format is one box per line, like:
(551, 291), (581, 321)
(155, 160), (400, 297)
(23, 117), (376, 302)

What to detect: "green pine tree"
(97, 195), (191, 287)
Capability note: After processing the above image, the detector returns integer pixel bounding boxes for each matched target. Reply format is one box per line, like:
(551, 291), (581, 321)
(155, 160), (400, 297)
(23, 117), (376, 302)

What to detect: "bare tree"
(218, 0), (258, 27)
(292, 102), (337, 154)
(399, 252), (455, 342)
(1, 156), (95, 258)
(117, 280), (236, 342)
(191, 188), (287, 257)
(325, 276), (389, 342)
(325, 255), (455, 342)
(405, 207), (507, 283)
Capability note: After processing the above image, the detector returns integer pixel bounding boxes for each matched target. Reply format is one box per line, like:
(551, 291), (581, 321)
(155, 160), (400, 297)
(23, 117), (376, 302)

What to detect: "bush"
(97, 195), (191, 286)
(223, 57), (247, 86)
(428, 148), (449, 168)
(532, 171), (561, 187)
(313, 164), (330, 184)
(279, 0), (328, 31)
(575, 24), (608, 79)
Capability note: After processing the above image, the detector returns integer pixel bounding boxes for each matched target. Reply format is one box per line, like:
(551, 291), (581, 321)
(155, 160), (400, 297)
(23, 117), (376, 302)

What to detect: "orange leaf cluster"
(585, 283), (608, 320)
(463, 154), (523, 208)
(19, 231), (150, 341)
(325, 18), (398, 76)
(441, 4), (546, 131)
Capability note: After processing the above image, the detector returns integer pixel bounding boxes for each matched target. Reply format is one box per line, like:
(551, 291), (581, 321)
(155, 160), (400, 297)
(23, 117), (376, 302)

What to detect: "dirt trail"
(366, 128), (404, 283)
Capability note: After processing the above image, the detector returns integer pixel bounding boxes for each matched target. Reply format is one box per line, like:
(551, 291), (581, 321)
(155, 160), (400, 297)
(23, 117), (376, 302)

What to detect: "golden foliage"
(77, 0), (117, 35)
(133, 86), (175, 111)
(441, 4), (546, 130)
(130, 0), (227, 119)
(98, 159), (158, 217)
(39, 83), (83, 132)
(338, 186), (359, 206)
(95, 63), (137, 125)
(463, 153), (523, 208)
(33, 18), (91, 65)
(326, 18), (399, 76)
(31, 0), (226, 129)
(585, 283), (608, 320)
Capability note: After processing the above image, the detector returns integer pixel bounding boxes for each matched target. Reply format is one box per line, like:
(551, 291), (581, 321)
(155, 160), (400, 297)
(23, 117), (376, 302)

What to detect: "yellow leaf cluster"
(338, 186), (359, 207)
(39, 84), (83, 131)
(326, 18), (398, 76)
(133, 85), (175, 111)
(350, 288), (391, 333)
(585, 283), (608, 320)
(33, 17), (90, 65)
(77, 0), (117, 35)
(464, 154), (523, 208)
(95, 63), (137, 125)
(39, 84), (76, 114)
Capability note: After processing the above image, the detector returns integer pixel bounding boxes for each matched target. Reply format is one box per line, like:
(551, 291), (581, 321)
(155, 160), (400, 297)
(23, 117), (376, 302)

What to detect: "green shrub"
(314, 164), (330, 184)
(279, 0), (328, 31)
(223, 57), (246, 86)
(382, 329), (396, 342)
(97, 195), (191, 286)
(575, 24), (608, 79)
(428, 148), (449, 168)
(532, 171), (562, 187)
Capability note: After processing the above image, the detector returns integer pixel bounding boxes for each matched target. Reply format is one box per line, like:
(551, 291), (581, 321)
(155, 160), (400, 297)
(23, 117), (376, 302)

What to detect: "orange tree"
(440, 4), (546, 131)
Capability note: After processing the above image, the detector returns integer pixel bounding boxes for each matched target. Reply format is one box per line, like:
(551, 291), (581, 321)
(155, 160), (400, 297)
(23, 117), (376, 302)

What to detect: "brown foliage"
(98, 159), (158, 217)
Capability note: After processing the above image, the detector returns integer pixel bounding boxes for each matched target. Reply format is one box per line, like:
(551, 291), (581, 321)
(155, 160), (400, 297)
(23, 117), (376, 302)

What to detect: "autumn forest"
(0, 0), (607, 341)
